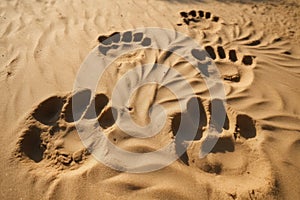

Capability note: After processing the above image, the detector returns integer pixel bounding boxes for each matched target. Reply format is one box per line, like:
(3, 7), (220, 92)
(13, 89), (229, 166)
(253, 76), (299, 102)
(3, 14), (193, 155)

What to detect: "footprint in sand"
(192, 45), (256, 82)
(178, 10), (257, 85)
(171, 97), (259, 176)
(183, 7), (297, 96)
(14, 89), (114, 172)
(178, 10), (220, 26)
(97, 31), (151, 55)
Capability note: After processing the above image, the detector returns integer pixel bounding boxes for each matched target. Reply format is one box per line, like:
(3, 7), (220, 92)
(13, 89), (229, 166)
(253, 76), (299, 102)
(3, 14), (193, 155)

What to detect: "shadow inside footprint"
(84, 94), (109, 119)
(141, 37), (152, 47)
(122, 31), (133, 43)
(212, 16), (219, 22)
(133, 32), (143, 42)
(98, 107), (118, 129)
(98, 32), (121, 45)
(191, 48), (206, 61)
(64, 89), (92, 123)
(191, 48), (211, 78)
(199, 162), (222, 174)
(172, 97), (207, 141)
(242, 55), (254, 65)
(180, 11), (188, 18)
(20, 126), (45, 162)
(98, 46), (111, 55)
(236, 114), (256, 139)
(210, 137), (235, 153)
(229, 50), (238, 62)
(201, 136), (234, 154)
(110, 32), (121, 43)
(98, 32), (122, 55)
(205, 46), (216, 60)
(199, 10), (204, 18)
(205, 12), (211, 19)
(217, 46), (226, 59)
(32, 96), (64, 125)
(209, 99), (229, 132)
(196, 61), (211, 77)
(172, 97), (207, 165)
(189, 10), (197, 17)
(98, 35), (112, 45)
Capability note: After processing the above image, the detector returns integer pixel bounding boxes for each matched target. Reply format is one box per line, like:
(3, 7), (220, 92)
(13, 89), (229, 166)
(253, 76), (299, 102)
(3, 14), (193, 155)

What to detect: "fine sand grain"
(0, 0), (300, 199)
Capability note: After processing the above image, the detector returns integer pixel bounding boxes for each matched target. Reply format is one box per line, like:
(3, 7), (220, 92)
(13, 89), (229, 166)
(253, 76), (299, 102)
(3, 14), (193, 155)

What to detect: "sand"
(0, 0), (300, 199)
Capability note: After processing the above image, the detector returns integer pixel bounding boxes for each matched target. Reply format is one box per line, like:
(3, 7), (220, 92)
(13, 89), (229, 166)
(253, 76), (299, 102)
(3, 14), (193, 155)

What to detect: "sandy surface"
(0, 0), (300, 199)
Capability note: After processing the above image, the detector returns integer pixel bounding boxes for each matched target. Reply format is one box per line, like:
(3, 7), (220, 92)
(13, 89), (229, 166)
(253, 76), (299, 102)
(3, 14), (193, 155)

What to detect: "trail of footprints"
(14, 31), (153, 172)
(15, 89), (256, 175)
(95, 31), (258, 175)
(98, 30), (255, 83)
(15, 31), (257, 175)
(176, 10), (259, 173)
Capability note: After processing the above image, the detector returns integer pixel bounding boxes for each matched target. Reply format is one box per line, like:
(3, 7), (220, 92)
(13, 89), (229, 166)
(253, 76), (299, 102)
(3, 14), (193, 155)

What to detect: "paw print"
(204, 45), (256, 66)
(171, 97), (276, 198)
(97, 31), (152, 55)
(14, 89), (115, 172)
(171, 97), (258, 176)
(192, 45), (256, 82)
(178, 10), (220, 26)
(178, 9), (259, 85)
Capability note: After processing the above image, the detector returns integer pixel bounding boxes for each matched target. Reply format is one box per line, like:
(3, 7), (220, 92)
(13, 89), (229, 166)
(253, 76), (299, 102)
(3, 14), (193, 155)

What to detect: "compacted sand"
(0, 0), (300, 199)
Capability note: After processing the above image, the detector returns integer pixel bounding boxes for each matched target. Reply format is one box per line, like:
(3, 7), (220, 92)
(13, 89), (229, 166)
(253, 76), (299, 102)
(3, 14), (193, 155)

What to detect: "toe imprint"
(98, 107), (118, 129)
(32, 96), (65, 125)
(242, 55), (254, 65)
(19, 126), (45, 163)
(64, 89), (92, 123)
(178, 9), (221, 26)
(205, 46), (216, 60)
(217, 46), (226, 59)
(229, 49), (238, 62)
(205, 12), (211, 19)
(84, 93), (109, 119)
(97, 31), (152, 56)
(122, 31), (133, 43)
(235, 114), (256, 139)
(209, 99), (229, 132)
